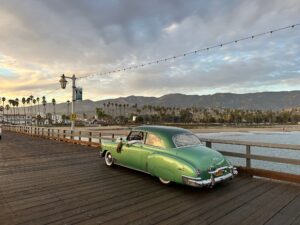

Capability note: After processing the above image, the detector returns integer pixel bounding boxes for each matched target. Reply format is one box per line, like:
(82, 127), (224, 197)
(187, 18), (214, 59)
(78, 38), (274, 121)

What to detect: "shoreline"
(49, 124), (300, 134)
(190, 125), (300, 133)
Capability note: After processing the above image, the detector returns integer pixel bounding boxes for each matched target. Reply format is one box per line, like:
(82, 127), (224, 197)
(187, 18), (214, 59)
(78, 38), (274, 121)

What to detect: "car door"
(140, 132), (166, 171)
(116, 131), (145, 170)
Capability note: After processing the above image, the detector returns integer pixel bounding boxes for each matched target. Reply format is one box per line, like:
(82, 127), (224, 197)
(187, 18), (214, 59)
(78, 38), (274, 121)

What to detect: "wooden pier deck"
(0, 131), (299, 225)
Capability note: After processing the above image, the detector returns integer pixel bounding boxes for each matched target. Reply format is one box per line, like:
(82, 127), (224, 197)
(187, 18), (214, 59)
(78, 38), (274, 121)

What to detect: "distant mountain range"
(43, 91), (300, 115)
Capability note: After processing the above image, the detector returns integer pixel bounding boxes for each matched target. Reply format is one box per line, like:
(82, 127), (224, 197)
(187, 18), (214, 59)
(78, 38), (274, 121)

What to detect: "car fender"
(147, 153), (196, 183)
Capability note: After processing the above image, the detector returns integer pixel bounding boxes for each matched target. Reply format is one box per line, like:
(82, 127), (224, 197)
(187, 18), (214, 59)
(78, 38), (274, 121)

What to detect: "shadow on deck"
(0, 132), (299, 225)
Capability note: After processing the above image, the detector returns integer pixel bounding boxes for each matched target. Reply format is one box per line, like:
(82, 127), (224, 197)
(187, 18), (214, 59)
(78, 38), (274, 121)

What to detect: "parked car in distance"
(100, 125), (238, 188)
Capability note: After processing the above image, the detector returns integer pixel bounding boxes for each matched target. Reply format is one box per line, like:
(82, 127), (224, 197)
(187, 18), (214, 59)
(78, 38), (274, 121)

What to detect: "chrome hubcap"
(105, 153), (113, 165)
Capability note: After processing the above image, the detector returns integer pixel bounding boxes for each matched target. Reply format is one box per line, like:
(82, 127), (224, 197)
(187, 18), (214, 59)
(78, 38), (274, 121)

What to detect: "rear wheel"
(104, 151), (114, 167)
(159, 177), (171, 185)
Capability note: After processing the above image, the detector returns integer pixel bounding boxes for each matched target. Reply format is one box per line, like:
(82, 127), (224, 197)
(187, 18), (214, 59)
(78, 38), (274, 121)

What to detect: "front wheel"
(104, 151), (114, 167)
(159, 177), (171, 185)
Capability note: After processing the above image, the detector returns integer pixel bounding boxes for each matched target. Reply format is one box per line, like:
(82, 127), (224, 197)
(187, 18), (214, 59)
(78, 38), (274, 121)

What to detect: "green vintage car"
(99, 125), (237, 187)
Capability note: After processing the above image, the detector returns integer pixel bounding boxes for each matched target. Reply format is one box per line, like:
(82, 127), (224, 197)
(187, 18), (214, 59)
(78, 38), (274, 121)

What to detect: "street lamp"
(60, 74), (76, 130)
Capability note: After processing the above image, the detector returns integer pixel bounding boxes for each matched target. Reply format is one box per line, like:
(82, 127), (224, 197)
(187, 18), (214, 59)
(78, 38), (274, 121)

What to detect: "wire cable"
(78, 23), (299, 80)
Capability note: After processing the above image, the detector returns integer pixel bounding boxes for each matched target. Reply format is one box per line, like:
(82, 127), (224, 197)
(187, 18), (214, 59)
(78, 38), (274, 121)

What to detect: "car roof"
(132, 125), (191, 148)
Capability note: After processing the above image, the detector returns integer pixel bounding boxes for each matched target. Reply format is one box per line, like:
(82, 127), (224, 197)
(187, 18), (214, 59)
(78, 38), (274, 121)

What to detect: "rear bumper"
(182, 167), (238, 188)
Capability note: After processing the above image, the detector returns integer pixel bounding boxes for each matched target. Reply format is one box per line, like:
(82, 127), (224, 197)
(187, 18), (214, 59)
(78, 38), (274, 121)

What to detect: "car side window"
(145, 133), (165, 148)
(127, 131), (144, 141)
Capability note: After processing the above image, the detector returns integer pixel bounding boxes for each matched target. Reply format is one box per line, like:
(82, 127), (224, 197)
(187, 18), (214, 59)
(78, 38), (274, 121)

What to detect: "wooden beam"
(237, 167), (300, 184)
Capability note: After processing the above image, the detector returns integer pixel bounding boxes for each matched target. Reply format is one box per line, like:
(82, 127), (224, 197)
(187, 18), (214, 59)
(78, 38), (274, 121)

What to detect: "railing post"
(246, 145), (251, 168)
(47, 129), (50, 138)
(57, 129), (60, 140)
(70, 130), (73, 140)
(112, 133), (115, 141)
(42, 128), (44, 137)
(78, 131), (81, 141)
(89, 132), (92, 144)
(206, 141), (212, 148)
(99, 132), (102, 145)
(63, 130), (66, 139)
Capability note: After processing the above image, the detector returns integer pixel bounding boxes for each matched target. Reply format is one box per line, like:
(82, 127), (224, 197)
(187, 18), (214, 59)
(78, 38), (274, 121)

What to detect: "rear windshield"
(173, 133), (202, 147)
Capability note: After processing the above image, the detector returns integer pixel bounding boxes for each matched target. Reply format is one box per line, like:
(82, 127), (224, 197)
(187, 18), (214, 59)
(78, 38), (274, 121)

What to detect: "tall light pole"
(60, 74), (77, 130)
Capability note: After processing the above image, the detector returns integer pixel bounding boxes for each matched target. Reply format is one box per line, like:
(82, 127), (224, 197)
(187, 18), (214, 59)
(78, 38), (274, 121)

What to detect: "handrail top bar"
(199, 138), (300, 151)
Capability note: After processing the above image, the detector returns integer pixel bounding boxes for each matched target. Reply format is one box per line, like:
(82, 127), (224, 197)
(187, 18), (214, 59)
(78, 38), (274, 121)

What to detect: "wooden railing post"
(63, 130), (66, 139)
(246, 145), (251, 168)
(42, 128), (44, 137)
(70, 130), (73, 140)
(78, 131), (82, 141)
(99, 132), (102, 145)
(57, 129), (60, 140)
(47, 129), (50, 138)
(89, 132), (92, 144)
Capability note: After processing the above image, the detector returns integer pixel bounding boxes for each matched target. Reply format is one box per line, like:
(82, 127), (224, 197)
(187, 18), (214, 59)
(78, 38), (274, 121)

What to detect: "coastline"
(189, 125), (300, 133)
(51, 124), (300, 134)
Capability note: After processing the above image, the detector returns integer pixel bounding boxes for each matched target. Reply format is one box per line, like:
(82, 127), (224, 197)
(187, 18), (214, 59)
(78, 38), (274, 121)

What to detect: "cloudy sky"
(0, 0), (299, 102)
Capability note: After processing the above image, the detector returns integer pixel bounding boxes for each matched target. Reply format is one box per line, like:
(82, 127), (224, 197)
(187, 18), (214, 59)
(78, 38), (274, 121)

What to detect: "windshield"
(173, 133), (202, 147)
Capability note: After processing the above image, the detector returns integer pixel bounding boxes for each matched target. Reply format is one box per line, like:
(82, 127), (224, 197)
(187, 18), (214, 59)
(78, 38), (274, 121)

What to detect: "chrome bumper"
(182, 167), (238, 188)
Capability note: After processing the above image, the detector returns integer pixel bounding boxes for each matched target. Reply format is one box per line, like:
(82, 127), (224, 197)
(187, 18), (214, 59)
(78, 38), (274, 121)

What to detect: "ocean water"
(197, 131), (300, 175)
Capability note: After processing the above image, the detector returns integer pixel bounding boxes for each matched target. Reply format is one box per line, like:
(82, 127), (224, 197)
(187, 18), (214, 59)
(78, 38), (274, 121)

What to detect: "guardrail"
(4, 125), (300, 184)
(4, 125), (128, 148)
(200, 138), (300, 184)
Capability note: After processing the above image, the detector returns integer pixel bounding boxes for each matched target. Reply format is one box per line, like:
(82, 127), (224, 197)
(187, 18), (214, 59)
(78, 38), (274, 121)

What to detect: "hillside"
(43, 91), (300, 115)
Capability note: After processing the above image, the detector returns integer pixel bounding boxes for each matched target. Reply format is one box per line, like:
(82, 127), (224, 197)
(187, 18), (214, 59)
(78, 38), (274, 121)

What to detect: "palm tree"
(33, 99), (37, 116)
(8, 100), (14, 124)
(22, 97), (26, 125)
(1, 97), (5, 122)
(52, 98), (56, 124)
(26, 97), (31, 124)
(15, 98), (20, 124)
(42, 96), (46, 116)
(36, 97), (40, 116)
(5, 104), (10, 123)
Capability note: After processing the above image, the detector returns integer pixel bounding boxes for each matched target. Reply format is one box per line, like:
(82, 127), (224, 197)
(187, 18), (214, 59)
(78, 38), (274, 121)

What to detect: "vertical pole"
(246, 145), (251, 168)
(89, 131), (92, 145)
(71, 75), (76, 131)
(78, 131), (81, 141)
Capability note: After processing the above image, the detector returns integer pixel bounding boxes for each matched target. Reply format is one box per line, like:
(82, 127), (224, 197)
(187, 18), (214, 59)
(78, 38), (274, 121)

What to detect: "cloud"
(0, 0), (299, 102)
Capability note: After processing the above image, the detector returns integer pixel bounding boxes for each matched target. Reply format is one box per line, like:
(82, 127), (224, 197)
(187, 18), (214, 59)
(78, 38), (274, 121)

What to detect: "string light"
(19, 23), (298, 101)
(78, 23), (299, 80)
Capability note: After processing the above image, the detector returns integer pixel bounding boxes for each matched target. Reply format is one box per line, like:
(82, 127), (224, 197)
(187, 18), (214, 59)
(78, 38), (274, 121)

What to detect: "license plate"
(215, 170), (223, 177)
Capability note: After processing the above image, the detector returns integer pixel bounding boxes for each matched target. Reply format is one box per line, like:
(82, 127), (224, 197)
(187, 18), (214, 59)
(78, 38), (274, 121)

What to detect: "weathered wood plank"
(0, 132), (299, 225)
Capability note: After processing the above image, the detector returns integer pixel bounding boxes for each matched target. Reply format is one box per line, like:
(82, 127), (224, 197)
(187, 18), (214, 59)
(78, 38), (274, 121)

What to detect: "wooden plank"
(208, 183), (299, 225)
(200, 138), (300, 151)
(220, 151), (300, 165)
(264, 195), (300, 225)
(1, 131), (300, 225)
